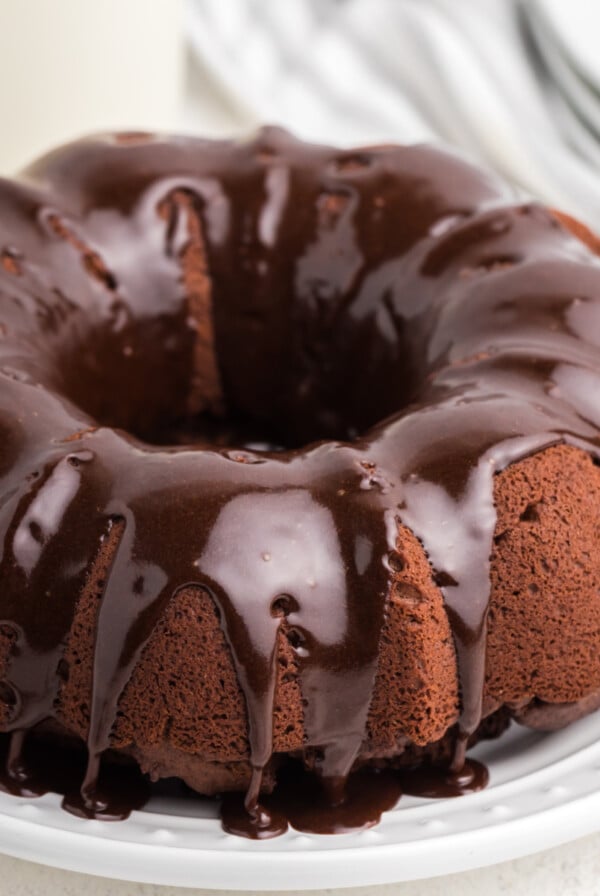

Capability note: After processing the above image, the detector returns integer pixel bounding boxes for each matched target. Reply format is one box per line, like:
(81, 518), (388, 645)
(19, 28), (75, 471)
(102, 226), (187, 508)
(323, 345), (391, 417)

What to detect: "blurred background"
(2, 0), (600, 227)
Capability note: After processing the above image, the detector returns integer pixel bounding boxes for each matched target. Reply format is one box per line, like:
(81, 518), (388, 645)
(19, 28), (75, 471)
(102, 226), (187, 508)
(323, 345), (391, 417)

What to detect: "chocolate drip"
(400, 758), (489, 799)
(0, 128), (599, 836)
(0, 731), (149, 819)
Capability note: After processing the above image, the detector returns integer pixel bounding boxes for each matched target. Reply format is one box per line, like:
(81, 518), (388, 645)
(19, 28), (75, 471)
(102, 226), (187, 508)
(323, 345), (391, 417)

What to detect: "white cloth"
(185, 0), (600, 229)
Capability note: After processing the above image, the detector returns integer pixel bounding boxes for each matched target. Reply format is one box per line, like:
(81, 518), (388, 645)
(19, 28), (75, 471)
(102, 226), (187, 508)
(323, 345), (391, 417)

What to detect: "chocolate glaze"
(399, 758), (489, 800)
(0, 731), (149, 819)
(1, 127), (600, 836)
(222, 763), (405, 838)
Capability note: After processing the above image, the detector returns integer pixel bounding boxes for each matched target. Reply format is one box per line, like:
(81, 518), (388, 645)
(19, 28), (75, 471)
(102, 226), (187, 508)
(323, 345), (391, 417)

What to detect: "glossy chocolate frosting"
(1, 127), (600, 834)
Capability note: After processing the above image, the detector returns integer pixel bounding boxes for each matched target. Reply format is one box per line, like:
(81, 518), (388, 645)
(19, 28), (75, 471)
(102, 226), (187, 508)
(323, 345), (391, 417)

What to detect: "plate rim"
(0, 718), (599, 890)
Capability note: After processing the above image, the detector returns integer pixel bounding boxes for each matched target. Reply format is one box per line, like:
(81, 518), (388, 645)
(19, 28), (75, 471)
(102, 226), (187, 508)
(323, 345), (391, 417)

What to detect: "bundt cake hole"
(58, 339), (344, 450)
(48, 186), (325, 449)
(45, 175), (417, 450)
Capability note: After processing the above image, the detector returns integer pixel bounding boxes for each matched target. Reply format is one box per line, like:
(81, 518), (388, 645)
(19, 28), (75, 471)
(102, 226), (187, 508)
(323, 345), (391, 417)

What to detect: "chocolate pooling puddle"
(0, 730), (484, 836)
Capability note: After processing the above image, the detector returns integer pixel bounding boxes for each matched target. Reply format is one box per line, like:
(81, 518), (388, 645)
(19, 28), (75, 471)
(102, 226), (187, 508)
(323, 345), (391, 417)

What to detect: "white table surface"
(2, 46), (598, 896)
(0, 831), (599, 895)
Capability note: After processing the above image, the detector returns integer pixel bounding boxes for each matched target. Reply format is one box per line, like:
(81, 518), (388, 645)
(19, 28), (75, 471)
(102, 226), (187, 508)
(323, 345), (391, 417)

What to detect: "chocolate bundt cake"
(1, 127), (600, 837)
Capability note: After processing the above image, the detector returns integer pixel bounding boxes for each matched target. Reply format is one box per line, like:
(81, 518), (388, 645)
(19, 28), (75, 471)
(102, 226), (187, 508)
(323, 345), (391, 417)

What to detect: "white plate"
(0, 716), (600, 890)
